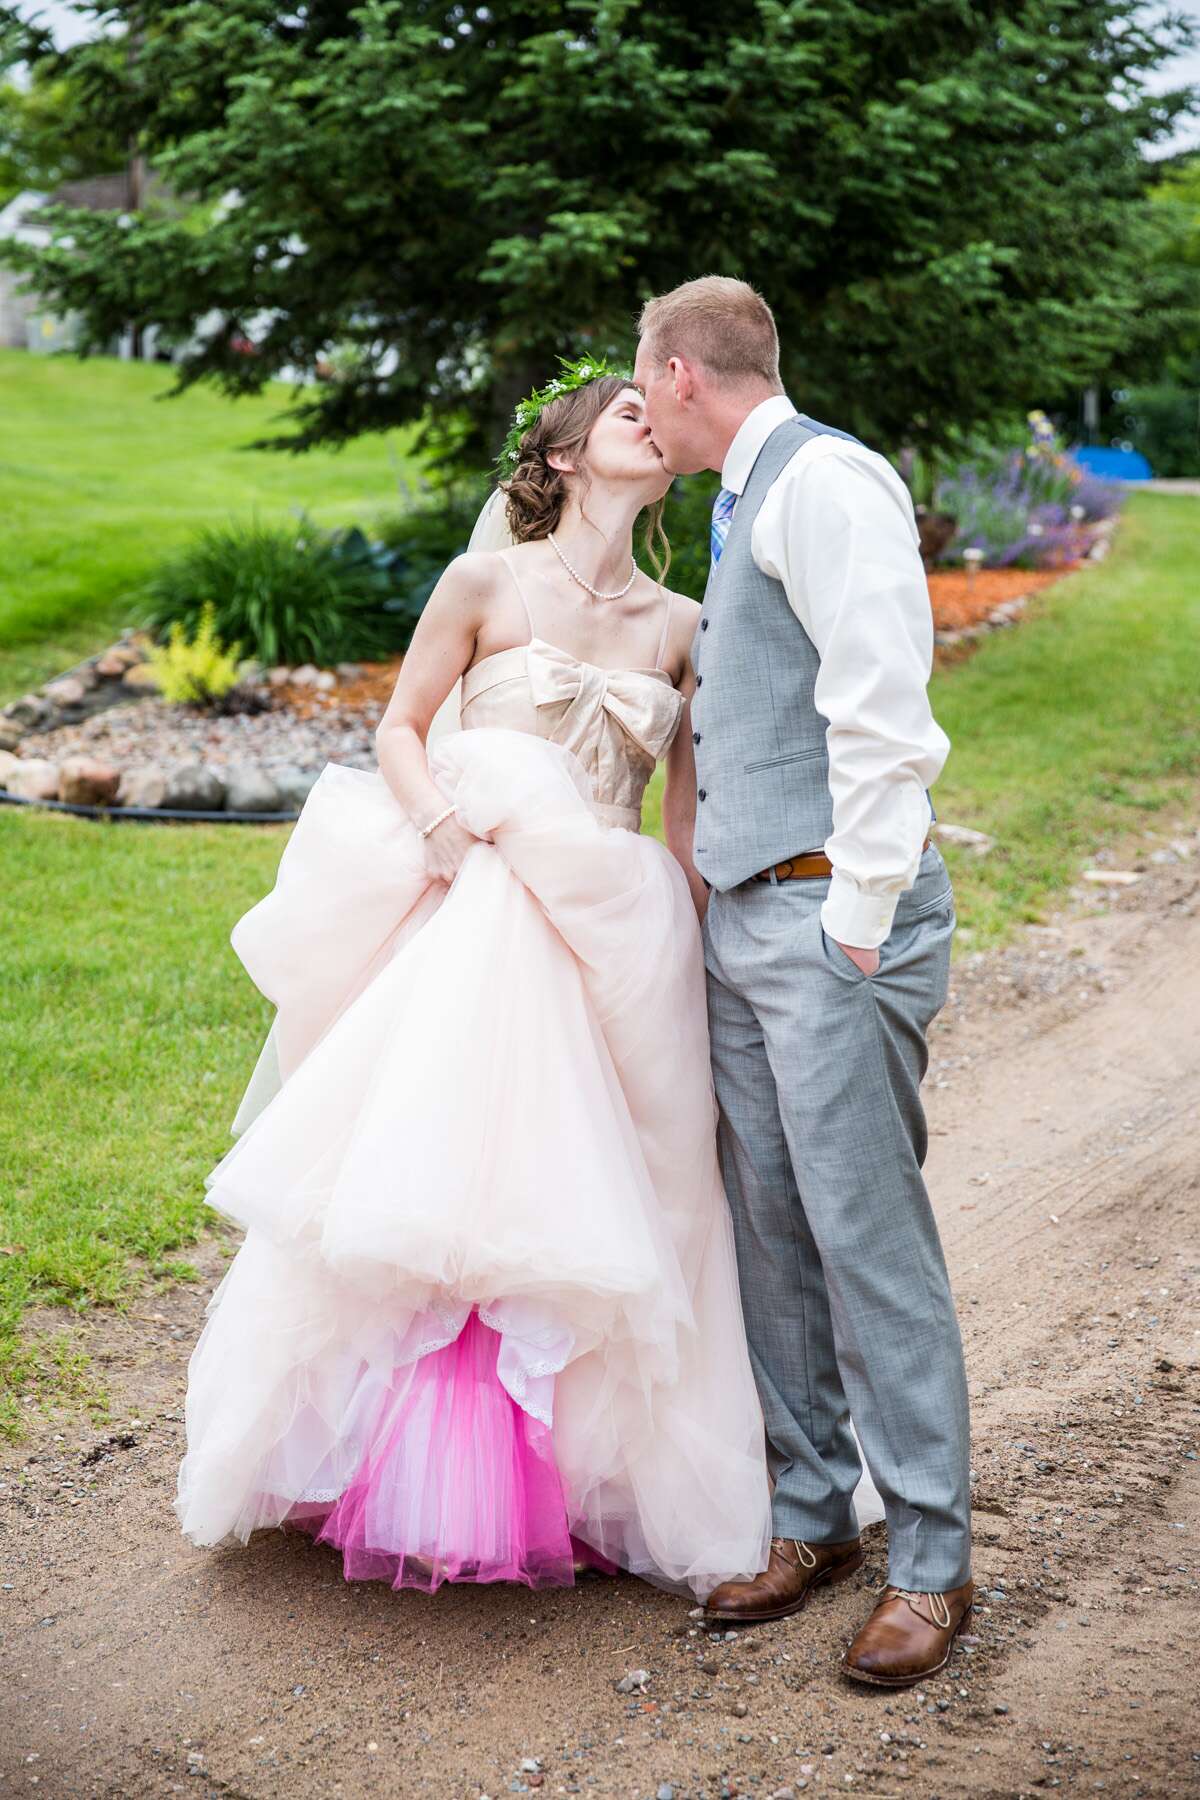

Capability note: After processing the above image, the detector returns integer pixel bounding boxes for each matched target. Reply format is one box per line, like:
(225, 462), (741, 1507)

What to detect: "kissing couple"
(175, 276), (973, 1688)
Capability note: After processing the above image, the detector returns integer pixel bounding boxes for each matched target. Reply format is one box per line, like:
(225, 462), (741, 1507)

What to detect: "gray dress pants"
(702, 844), (972, 1591)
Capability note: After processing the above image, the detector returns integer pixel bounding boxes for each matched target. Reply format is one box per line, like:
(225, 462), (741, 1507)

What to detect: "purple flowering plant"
(934, 412), (1123, 569)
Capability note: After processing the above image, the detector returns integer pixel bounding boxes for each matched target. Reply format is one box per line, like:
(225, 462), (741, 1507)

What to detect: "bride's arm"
(661, 597), (709, 920)
(374, 553), (494, 882)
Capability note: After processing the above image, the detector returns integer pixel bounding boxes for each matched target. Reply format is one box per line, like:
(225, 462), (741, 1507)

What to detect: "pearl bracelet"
(418, 802), (457, 840)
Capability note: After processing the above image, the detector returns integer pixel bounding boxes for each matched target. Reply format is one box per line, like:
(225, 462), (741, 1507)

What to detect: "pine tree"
(1, 1), (1193, 465)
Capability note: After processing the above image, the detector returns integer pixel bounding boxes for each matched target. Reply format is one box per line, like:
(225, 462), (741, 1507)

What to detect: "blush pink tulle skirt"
(175, 730), (776, 1599)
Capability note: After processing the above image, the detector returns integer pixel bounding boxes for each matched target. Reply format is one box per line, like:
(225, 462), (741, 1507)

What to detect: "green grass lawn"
(1, 457), (1196, 1431)
(0, 350), (420, 695)
(930, 493), (1199, 938)
(0, 812), (282, 1436)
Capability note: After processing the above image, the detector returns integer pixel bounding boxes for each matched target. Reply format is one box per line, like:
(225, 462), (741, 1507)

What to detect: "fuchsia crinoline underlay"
(285, 1310), (615, 1592)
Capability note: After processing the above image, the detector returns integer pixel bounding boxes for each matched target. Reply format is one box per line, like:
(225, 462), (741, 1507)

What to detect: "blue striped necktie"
(710, 486), (737, 570)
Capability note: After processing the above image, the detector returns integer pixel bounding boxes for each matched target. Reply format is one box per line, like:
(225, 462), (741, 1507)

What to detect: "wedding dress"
(175, 549), (883, 1598)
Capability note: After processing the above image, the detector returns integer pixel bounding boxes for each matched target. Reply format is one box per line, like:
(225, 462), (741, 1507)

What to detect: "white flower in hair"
(497, 353), (632, 475)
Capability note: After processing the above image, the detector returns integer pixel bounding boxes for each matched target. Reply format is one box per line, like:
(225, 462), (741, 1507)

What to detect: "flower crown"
(497, 354), (632, 477)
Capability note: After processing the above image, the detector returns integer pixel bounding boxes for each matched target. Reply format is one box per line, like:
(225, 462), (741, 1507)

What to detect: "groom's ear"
(668, 356), (696, 407)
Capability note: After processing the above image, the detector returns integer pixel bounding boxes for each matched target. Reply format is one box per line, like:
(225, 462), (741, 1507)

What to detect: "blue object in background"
(1070, 445), (1153, 481)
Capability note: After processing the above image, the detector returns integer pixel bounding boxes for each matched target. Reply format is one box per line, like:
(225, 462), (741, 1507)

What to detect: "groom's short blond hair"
(638, 276), (781, 389)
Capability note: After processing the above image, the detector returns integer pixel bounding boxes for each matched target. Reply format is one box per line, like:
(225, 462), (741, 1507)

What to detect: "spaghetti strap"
(653, 587), (674, 672)
(500, 550), (537, 645)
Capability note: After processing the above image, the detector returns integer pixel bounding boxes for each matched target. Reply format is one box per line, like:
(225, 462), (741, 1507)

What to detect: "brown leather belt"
(752, 835), (932, 884)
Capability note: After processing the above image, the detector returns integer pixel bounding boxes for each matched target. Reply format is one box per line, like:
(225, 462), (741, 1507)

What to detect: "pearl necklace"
(547, 530), (637, 601)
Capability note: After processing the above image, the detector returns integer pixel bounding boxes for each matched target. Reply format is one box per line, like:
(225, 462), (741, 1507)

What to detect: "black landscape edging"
(0, 788), (299, 825)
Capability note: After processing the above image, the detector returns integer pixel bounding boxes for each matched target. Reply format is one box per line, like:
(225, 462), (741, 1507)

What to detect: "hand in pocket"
(830, 937), (880, 978)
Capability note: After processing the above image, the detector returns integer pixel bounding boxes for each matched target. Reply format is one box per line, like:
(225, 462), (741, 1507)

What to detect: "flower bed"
(932, 413), (1124, 572)
(0, 634), (389, 822)
(0, 505), (1115, 822)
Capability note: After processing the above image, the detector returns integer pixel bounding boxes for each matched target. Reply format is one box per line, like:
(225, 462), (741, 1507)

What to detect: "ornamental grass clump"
(145, 602), (245, 706)
(142, 518), (403, 667)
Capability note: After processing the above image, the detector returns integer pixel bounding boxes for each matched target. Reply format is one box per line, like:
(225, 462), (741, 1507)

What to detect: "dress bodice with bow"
(458, 556), (685, 832)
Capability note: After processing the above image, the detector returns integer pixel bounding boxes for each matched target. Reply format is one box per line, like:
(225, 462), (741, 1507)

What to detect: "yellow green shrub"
(146, 602), (245, 705)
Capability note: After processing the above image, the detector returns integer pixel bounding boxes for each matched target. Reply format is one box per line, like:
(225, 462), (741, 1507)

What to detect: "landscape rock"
(162, 764), (226, 812)
(267, 666), (292, 687)
(274, 766), (321, 810)
(117, 764), (169, 810)
(0, 749), (20, 785)
(313, 670), (337, 691)
(0, 721), (23, 753)
(122, 664), (161, 691)
(290, 664), (321, 686)
(5, 693), (53, 729)
(95, 647), (143, 678)
(7, 758), (60, 802)
(224, 765), (284, 814)
(42, 676), (89, 707)
(58, 756), (121, 806)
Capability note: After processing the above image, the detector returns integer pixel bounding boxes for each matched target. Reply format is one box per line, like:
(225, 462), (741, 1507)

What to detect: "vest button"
(700, 618), (709, 631)
(698, 788), (707, 802)
(695, 675), (703, 687)
(693, 731), (701, 745)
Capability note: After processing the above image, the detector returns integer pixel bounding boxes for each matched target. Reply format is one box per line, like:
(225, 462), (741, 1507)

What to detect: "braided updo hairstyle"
(501, 375), (671, 581)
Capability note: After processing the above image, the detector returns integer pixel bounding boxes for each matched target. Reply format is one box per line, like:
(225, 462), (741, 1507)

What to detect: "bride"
(175, 358), (875, 1599)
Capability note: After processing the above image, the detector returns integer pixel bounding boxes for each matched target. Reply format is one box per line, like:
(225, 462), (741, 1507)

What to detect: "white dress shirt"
(720, 395), (950, 950)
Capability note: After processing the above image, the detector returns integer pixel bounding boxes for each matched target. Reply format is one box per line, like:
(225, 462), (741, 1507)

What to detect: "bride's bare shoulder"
(438, 549), (511, 595)
(423, 551), (511, 625)
(659, 587), (702, 678)
(664, 585), (701, 631)
(664, 583), (701, 615)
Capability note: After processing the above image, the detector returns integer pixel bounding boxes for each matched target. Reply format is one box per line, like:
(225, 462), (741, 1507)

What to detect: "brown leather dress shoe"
(841, 1581), (974, 1686)
(704, 1535), (864, 1625)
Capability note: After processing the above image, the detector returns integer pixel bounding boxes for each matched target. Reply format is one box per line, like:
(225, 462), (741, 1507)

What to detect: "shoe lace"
(771, 1535), (817, 1569)
(894, 1589), (952, 1629)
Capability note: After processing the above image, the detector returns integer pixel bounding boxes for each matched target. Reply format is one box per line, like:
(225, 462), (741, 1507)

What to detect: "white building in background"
(0, 173), (181, 358)
(0, 190), (61, 349)
(0, 181), (313, 375)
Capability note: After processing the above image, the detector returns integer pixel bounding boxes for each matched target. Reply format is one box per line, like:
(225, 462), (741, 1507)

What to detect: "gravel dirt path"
(2, 835), (1197, 1800)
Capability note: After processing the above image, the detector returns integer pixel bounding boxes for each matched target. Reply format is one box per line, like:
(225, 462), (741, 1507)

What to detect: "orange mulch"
(927, 564), (1076, 632)
(272, 659), (405, 720)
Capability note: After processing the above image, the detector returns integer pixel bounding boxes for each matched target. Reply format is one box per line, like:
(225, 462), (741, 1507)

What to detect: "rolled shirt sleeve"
(751, 437), (950, 950)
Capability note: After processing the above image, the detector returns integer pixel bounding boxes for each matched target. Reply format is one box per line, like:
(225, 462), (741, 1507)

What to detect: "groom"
(635, 277), (973, 1686)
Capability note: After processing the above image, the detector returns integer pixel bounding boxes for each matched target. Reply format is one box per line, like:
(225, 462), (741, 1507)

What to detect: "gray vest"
(691, 414), (870, 890)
